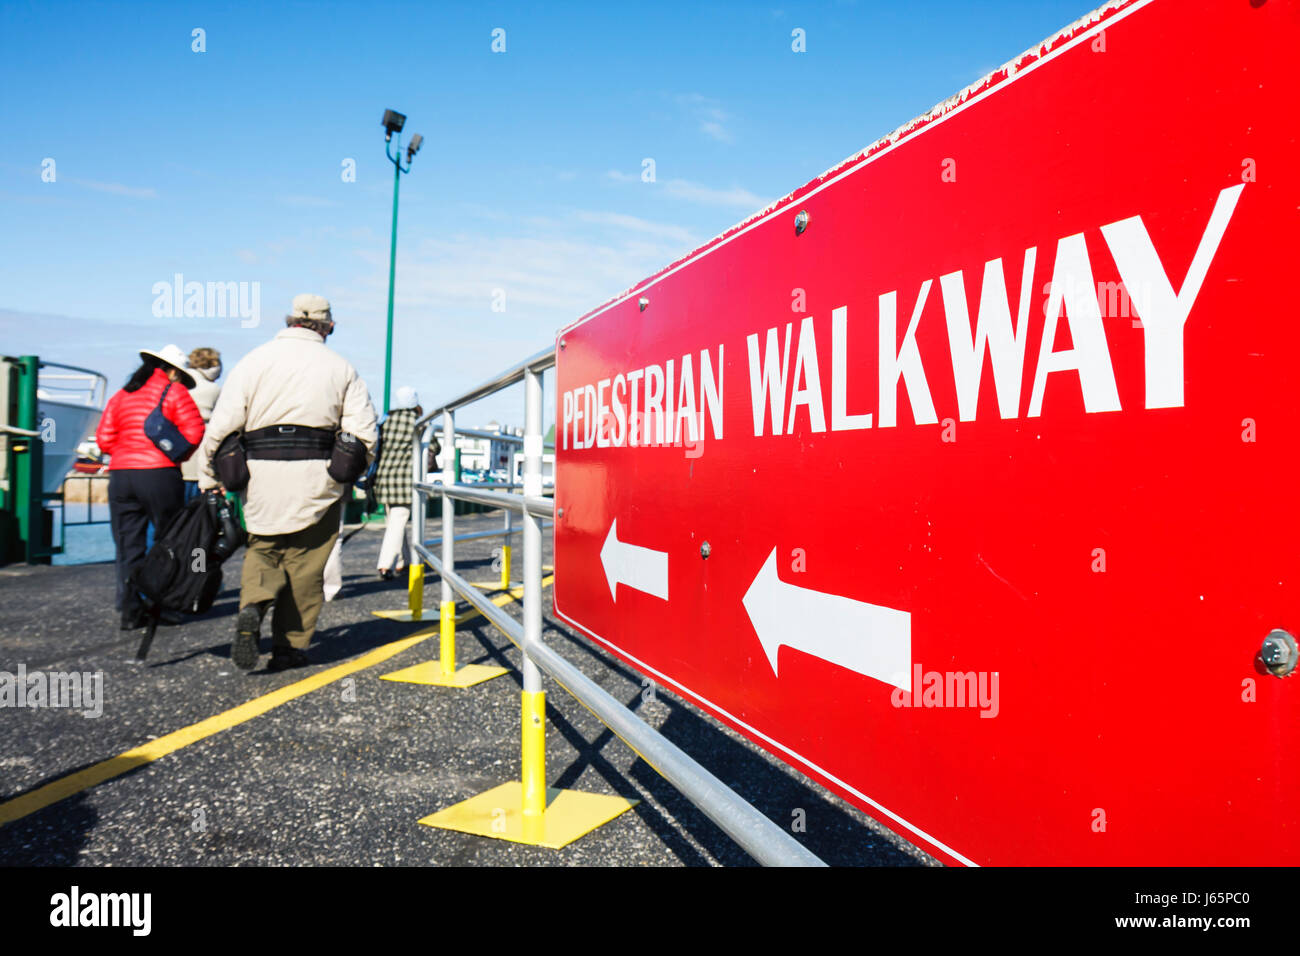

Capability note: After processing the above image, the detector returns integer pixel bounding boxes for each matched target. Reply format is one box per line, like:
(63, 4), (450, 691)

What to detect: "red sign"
(553, 0), (1299, 865)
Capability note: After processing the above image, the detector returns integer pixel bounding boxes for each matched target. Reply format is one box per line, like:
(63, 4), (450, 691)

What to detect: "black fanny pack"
(144, 382), (198, 465)
(244, 424), (336, 459)
(213, 424), (369, 490)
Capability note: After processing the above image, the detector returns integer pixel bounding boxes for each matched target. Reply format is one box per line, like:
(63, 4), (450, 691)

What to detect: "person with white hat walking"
(374, 385), (422, 579)
(96, 344), (207, 630)
(195, 294), (378, 672)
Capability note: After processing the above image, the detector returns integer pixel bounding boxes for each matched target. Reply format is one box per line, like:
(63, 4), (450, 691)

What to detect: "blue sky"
(0, 0), (1090, 426)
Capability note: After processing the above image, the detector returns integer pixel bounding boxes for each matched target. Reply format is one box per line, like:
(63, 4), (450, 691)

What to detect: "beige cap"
(290, 293), (333, 322)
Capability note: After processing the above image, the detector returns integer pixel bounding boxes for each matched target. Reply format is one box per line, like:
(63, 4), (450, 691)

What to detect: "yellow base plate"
(419, 781), (638, 849)
(381, 660), (508, 687)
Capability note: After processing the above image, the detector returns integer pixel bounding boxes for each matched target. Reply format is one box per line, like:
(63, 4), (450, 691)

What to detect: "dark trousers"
(109, 468), (184, 614)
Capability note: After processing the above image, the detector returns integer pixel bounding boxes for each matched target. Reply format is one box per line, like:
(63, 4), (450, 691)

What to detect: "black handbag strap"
(153, 381), (172, 413)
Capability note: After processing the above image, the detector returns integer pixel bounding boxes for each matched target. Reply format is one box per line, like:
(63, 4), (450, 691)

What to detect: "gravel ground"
(0, 511), (936, 867)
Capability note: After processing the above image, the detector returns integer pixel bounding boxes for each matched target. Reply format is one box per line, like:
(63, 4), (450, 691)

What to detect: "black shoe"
(379, 568), (393, 581)
(120, 609), (147, 630)
(232, 605), (263, 671)
(267, 648), (310, 672)
(156, 609), (183, 626)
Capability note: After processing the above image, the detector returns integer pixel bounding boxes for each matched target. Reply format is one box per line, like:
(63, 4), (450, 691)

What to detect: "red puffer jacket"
(97, 368), (206, 470)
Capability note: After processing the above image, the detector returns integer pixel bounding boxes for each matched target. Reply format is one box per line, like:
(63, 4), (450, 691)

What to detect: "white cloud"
(69, 179), (157, 199)
(277, 194), (339, 208)
(572, 210), (698, 245)
(677, 93), (735, 143)
(662, 178), (770, 209)
(699, 121), (731, 143)
(606, 166), (771, 210)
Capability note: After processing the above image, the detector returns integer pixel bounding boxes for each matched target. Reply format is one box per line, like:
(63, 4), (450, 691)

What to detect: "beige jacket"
(180, 366), (222, 482)
(196, 327), (378, 535)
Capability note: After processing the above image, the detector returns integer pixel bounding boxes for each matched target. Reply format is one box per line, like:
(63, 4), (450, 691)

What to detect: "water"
(52, 501), (116, 565)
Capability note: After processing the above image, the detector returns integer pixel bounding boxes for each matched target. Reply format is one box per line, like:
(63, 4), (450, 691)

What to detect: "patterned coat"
(374, 407), (419, 507)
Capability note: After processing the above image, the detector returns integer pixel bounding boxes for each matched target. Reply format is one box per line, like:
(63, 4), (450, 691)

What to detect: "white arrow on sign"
(600, 519), (669, 602)
(742, 548), (912, 690)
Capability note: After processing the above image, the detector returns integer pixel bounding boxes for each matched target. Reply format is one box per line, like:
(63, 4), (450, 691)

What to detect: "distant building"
(455, 420), (520, 474)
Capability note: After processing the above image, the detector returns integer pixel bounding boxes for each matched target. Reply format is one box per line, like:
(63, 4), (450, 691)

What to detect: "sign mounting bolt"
(700, 541), (711, 559)
(795, 210), (810, 235)
(638, 296), (650, 312)
(1260, 628), (1297, 677)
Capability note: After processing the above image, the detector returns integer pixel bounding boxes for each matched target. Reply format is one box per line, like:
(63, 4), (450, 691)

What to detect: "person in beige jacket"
(196, 294), (377, 672)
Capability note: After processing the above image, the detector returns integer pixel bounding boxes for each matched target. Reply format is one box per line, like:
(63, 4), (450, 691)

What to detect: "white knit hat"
(393, 386), (420, 410)
(290, 293), (333, 322)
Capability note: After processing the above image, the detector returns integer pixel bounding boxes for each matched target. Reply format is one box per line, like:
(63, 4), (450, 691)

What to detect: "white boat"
(35, 362), (107, 495)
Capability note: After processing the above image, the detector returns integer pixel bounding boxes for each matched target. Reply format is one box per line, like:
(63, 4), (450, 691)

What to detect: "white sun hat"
(138, 344), (196, 388)
(393, 386), (420, 410)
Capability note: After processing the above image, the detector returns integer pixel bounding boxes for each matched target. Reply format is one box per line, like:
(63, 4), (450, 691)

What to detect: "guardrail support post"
(409, 424), (426, 621)
(500, 505), (513, 590)
(421, 359), (638, 848)
(520, 366), (546, 821)
(441, 408), (456, 653)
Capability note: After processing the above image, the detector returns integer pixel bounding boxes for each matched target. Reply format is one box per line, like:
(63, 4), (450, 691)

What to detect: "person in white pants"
(374, 387), (422, 579)
(377, 505), (410, 579)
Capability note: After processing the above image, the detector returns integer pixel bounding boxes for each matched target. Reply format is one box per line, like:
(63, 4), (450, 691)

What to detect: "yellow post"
(521, 690), (547, 819)
(408, 564), (424, 621)
(439, 600), (456, 676)
(499, 544), (512, 590)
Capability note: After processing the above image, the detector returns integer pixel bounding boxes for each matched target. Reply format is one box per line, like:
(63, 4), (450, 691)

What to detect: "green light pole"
(381, 109), (423, 414)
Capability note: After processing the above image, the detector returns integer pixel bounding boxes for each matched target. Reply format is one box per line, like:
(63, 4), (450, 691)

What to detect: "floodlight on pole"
(382, 109), (406, 141)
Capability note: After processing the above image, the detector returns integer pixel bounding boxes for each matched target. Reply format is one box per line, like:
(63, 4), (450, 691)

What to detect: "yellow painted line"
(0, 633), (429, 827)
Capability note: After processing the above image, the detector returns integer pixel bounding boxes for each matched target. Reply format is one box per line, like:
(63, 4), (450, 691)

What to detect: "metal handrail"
(409, 346), (823, 867)
(37, 361), (108, 409)
(416, 481), (554, 519)
(453, 426), (556, 451)
(416, 346), (555, 425)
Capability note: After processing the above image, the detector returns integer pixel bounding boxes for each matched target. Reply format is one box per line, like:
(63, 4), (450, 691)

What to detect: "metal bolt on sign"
(700, 541), (711, 559)
(638, 296), (650, 311)
(1260, 629), (1297, 677)
(794, 210), (810, 234)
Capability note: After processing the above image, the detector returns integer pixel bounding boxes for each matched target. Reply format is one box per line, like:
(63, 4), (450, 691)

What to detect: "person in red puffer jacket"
(96, 344), (206, 630)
